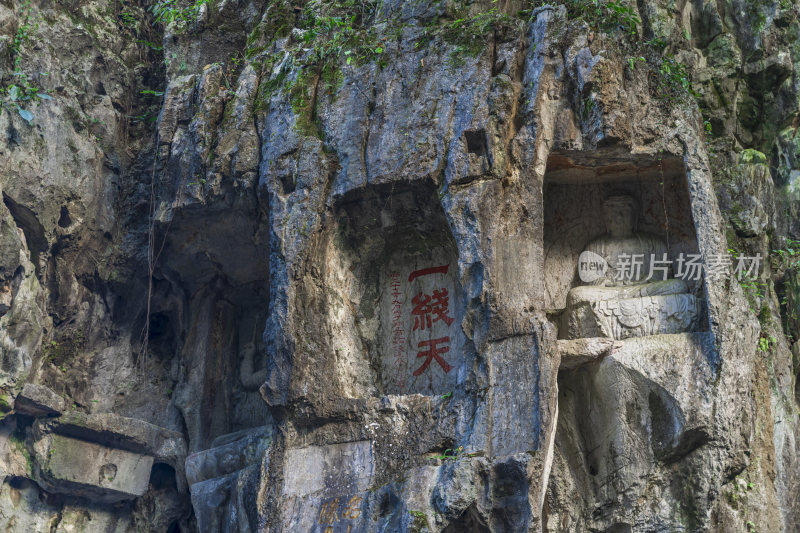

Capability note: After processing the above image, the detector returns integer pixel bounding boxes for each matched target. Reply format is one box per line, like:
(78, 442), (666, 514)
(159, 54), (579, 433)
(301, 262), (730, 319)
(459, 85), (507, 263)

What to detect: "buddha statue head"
(603, 194), (638, 239)
(577, 192), (668, 288)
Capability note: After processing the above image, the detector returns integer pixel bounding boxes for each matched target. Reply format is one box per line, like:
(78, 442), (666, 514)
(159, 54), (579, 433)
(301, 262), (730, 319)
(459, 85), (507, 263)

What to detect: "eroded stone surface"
(546, 333), (717, 531)
(0, 0), (799, 531)
(185, 426), (271, 486)
(557, 337), (619, 369)
(31, 433), (154, 503)
(191, 463), (263, 533)
(283, 441), (374, 498)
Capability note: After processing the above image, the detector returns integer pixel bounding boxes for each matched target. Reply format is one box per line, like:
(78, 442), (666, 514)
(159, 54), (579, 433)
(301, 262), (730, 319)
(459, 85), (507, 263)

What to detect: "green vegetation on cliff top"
(0, 0), (50, 124)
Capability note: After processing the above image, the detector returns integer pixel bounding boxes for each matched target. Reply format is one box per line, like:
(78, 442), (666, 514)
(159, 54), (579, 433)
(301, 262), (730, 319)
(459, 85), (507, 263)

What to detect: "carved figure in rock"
(565, 194), (698, 339)
(239, 337), (267, 390)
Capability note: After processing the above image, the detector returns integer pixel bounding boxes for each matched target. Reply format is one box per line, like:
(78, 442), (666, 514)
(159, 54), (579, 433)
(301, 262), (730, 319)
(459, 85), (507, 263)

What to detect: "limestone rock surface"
(0, 0), (799, 532)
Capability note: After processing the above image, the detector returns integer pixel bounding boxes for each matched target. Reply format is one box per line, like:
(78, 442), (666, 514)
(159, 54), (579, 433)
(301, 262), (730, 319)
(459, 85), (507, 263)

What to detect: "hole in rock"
(648, 390), (675, 456)
(427, 438), (457, 458)
(145, 305), (180, 361)
(274, 149), (298, 194)
(487, 461), (531, 529)
(99, 463), (117, 483)
(543, 152), (707, 340)
(58, 206), (71, 228)
(492, 461), (526, 498)
(605, 524), (633, 533)
(8, 476), (30, 490)
(378, 490), (401, 518)
(278, 171), (296, 195)
(323, 180), (472, 397)
(166, 521), (181, 533)
(149, 312), (172, 340)
(150, 462), (177, 491)
(6, 122), (20, 147)
(464, 129), (488, 156)
(2, 193), (47, 273)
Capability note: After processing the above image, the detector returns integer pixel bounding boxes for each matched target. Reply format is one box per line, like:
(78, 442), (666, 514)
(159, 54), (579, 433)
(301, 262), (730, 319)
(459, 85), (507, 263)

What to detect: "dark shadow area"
(443, 504), (491, 533)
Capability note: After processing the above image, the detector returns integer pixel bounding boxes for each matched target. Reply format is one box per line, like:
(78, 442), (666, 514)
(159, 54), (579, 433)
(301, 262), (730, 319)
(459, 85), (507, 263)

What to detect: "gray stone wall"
(0, 0), (798, 531)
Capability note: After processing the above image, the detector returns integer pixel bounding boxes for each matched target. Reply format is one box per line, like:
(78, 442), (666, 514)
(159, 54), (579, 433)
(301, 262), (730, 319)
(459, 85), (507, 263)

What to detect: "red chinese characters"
(407, 264), (449, 282)
(389, 272), (405, 388)
(410, 288), (454, 331)
(412, 337), (453, 376)
(407, 265), (454, 378)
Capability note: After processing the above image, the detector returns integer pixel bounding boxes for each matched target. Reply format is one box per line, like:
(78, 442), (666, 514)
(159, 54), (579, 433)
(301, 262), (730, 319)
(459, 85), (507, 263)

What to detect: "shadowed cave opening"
(443, 504), (490, 533)
(322, 179), (472, 397)
(542, 153), (708, 338)
(133, 200), (271, 451)
(2, 193), (47, 275)
(149, 462), (177, 491)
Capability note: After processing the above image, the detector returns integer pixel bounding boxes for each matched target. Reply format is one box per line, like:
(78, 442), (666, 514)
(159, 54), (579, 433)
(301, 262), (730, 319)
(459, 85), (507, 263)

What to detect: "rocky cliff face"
(0, 0), (799, 531)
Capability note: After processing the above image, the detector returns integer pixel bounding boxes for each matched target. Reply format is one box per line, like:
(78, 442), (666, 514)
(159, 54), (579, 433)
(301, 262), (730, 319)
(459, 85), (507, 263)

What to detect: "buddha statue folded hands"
(564, 194), (699, 340)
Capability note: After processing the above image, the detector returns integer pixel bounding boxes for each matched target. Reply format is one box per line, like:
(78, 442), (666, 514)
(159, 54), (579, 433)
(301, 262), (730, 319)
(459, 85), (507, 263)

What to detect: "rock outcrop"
(0, 0), (799, 531)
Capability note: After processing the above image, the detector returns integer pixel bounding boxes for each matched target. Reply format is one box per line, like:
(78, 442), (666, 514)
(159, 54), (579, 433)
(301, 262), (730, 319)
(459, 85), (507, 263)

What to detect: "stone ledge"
(31, 433), (154, 504)
(557, 337), (621, 369)
(34, 411), (183, 456)
(31, 410), (188, 492)
(13, 383), (65, 417)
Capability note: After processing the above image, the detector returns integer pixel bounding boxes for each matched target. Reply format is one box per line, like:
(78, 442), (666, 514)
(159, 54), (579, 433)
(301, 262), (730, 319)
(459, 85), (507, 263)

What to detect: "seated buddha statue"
(564, 194), (698, 340)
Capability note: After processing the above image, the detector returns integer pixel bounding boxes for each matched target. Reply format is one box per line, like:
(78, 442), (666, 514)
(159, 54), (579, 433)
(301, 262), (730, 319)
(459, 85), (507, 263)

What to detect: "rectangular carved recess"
(326, 180), (470, 397)
(542, 153), (708, 340)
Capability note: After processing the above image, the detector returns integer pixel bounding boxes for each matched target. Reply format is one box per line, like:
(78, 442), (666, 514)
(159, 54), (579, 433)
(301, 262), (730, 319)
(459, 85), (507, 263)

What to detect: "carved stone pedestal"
(566, 293), (699, 340)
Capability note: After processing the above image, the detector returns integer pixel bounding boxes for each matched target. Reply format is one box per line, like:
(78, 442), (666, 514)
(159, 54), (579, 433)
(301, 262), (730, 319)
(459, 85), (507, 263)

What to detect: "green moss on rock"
(740, 148), (767, 164)
(0, 394), (11, 413)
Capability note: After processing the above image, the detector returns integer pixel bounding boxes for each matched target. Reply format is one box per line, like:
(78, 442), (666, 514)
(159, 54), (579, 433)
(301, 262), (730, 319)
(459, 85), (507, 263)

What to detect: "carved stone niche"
(543, 154), (707, 342)
(324, 181), (471, 397)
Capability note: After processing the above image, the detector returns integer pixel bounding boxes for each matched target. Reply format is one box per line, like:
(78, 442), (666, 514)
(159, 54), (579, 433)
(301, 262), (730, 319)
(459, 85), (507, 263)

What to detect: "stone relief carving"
(239, 341), (267, 391)
(564, 194), (698, 340)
